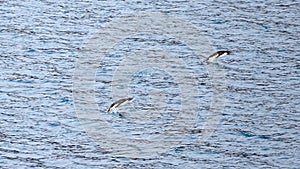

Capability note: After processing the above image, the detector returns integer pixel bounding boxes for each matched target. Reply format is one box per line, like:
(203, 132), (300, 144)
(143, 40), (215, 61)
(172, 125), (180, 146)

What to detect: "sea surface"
(1, 0), (299, 168)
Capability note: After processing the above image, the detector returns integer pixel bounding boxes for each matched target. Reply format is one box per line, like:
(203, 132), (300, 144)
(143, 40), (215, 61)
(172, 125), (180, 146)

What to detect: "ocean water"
(1, 0), (299, 168)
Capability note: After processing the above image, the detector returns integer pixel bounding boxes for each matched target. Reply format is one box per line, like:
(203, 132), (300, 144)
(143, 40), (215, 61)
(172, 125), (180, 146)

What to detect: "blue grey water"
(1, 0), (299, 168)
